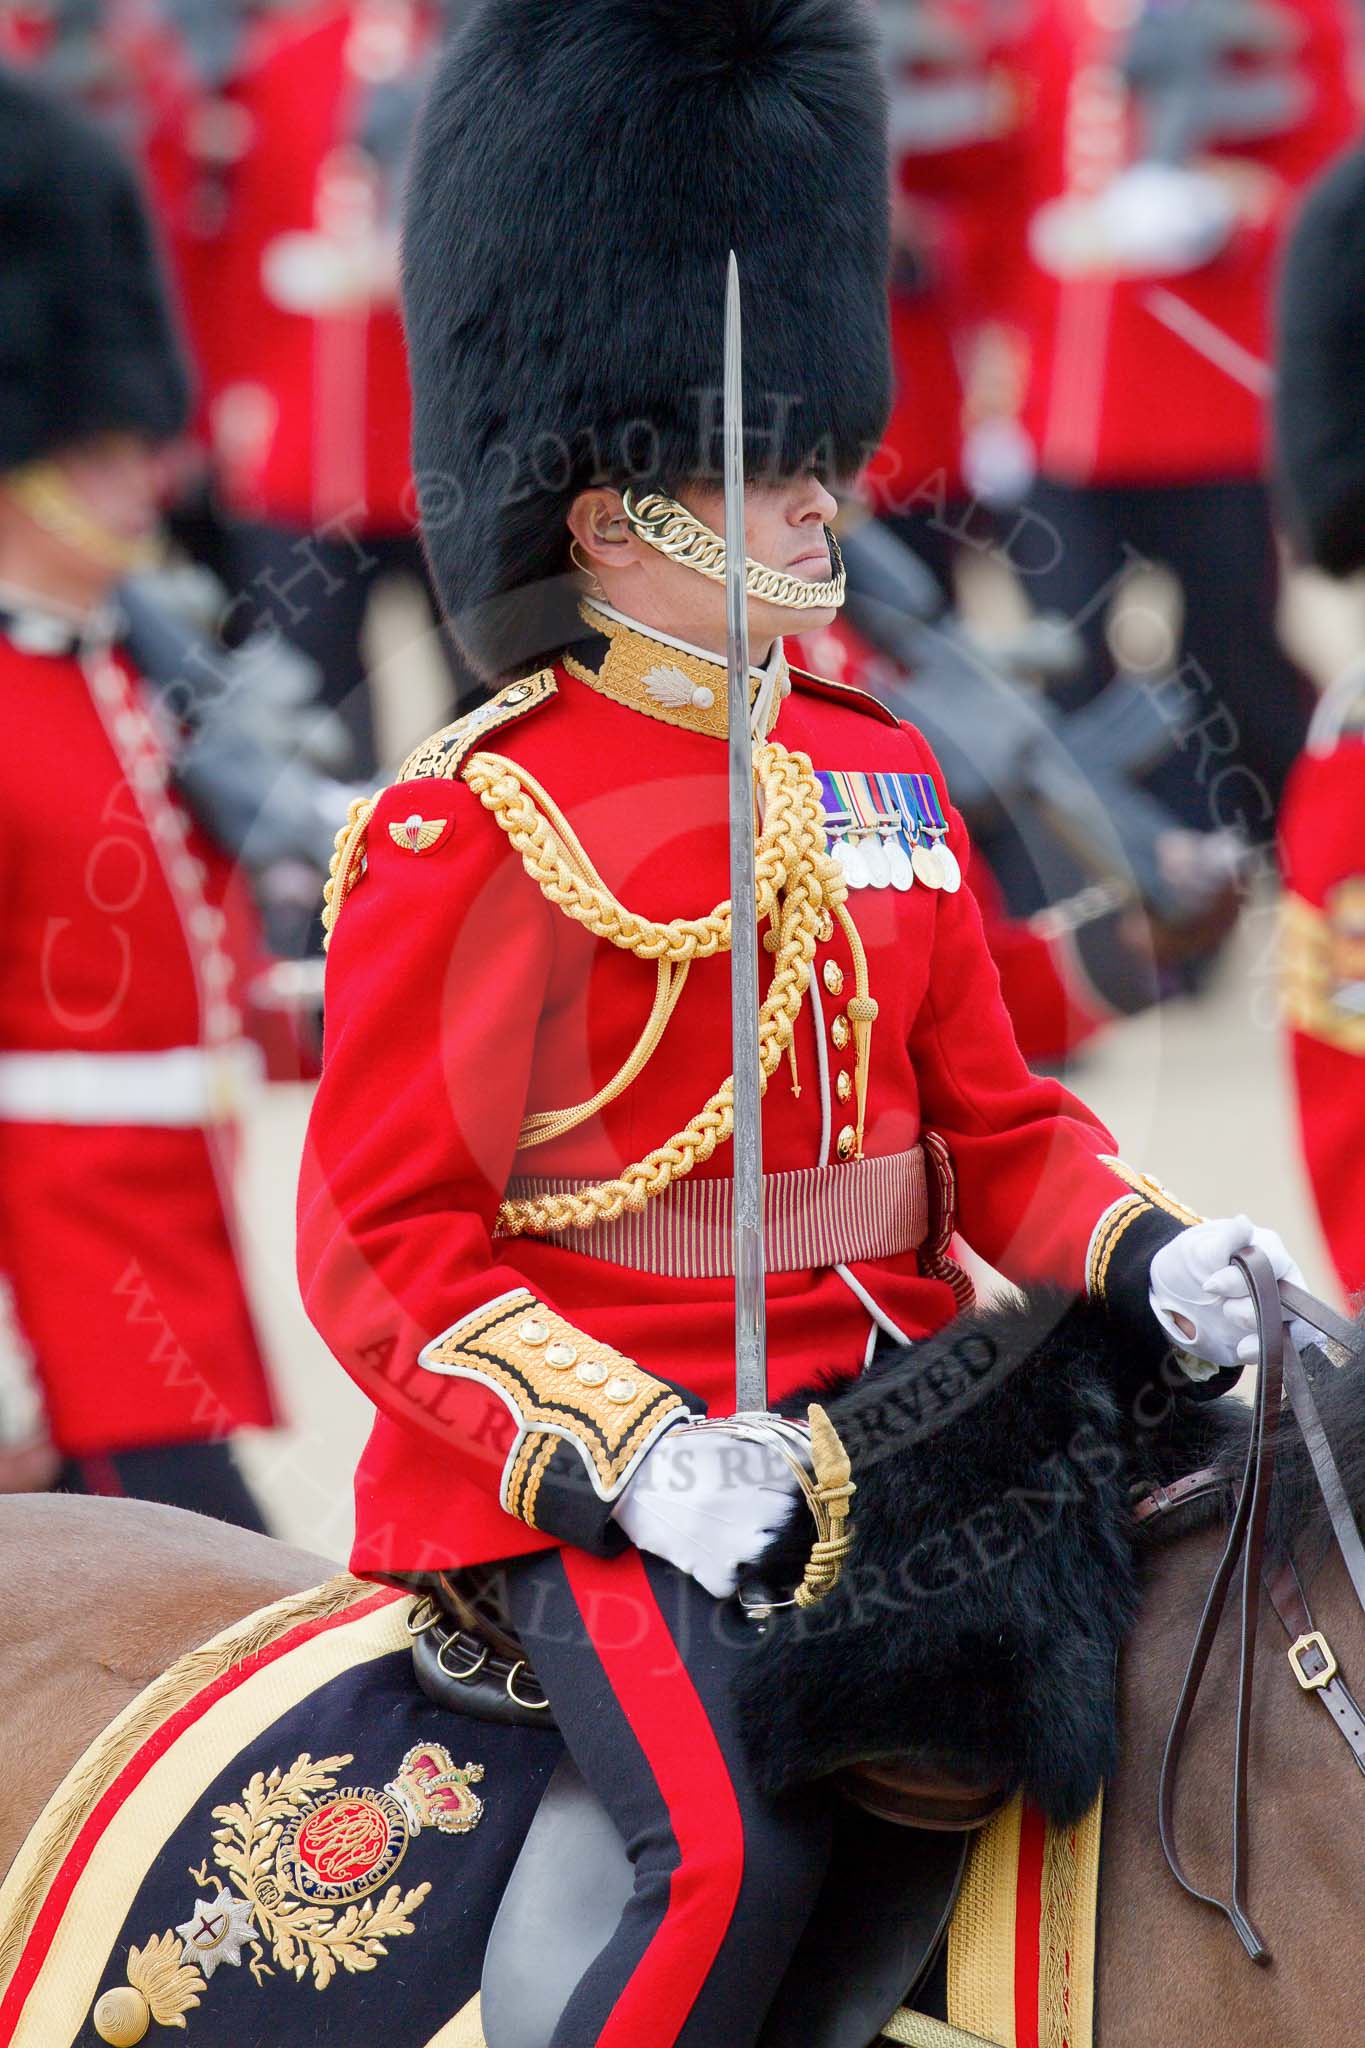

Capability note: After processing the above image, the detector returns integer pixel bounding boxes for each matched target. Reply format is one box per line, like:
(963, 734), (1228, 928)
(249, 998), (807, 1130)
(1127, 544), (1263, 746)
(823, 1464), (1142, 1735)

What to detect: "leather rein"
(1137, 1253), (1365, 1962)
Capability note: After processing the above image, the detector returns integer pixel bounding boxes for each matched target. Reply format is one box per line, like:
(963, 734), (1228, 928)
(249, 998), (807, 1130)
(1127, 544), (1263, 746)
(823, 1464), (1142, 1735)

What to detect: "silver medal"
(837, 833), (870, 890)
(885, 834), (915, 891)
(936, 839), (962, 894)
(861, 833), (891, 890)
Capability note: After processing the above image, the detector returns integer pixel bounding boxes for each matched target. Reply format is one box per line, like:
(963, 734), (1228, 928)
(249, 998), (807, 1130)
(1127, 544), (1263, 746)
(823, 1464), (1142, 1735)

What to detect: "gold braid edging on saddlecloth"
(0, 1574), (379, 1995)
(462, 742), (867, 1239)
(880, 2013), (998, 2046)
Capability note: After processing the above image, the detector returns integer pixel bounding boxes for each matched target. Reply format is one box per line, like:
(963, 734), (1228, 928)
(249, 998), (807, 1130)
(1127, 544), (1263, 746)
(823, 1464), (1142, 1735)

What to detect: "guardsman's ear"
(566, 488), (636, 579)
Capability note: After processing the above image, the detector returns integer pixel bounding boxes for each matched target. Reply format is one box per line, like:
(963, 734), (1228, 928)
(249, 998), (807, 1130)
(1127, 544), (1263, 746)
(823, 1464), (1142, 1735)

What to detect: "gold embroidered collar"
(563, 600), (789, 740)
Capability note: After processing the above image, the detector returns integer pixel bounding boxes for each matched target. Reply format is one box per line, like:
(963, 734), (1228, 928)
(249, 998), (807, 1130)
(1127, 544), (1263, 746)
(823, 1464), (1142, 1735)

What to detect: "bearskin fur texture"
(1276, 142), (1365, 578)
(734, 1294), (1142, 1827)
(401, 0), (892, 676)
(0, 67), (190, 471)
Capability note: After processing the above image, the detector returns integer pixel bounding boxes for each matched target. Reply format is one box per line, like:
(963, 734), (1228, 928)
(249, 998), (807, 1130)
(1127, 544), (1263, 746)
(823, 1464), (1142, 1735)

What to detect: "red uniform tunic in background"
(1280, 674), (1365, 1298)
(1014, 0), (1358, 486)
(870, 0), (1039, 514)
(141, 0), (437, 532)
(0, 623), (276, 1454)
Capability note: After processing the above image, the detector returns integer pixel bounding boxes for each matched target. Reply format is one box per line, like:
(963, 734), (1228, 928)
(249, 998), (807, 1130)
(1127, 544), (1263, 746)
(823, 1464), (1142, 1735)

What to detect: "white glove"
(611, 1418), (804, 1599)
(1148, 1215), (1313, 1379)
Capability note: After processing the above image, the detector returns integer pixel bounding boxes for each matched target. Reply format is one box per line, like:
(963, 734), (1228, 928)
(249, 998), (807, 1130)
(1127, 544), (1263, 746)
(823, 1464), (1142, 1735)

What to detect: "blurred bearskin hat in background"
(0, 65), (191, 473)
(402, 0), (893, 678)
(1276, 142), (1365, 579)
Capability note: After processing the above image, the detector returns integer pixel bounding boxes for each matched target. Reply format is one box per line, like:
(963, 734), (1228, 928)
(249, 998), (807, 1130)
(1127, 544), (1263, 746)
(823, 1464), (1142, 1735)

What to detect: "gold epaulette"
(397, 669), (557, 783)
(319, 672), (558, 949)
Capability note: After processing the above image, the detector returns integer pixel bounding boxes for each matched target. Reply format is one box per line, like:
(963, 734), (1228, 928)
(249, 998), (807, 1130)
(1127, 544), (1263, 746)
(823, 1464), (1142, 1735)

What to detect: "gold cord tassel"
(835, 902), (879, 1158)
(794, 1402), (856, 1609)
(463, 740), (853, 1237)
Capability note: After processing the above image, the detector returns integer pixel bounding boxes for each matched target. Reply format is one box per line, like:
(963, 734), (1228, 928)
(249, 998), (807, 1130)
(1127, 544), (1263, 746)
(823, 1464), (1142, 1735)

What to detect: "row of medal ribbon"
(814, 769), (963, 894)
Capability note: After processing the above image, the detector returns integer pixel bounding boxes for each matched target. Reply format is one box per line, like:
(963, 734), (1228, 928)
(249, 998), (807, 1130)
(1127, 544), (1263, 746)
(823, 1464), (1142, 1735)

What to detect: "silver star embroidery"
(175, 1889), (256, 1978)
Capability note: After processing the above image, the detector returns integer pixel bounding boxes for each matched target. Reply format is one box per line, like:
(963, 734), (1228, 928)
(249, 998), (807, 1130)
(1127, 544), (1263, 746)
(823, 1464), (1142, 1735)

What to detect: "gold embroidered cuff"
(418, 1289), (688, 1526)
(1097, 1157), (1202, 1228)
(1085, 1193), (1149, 1303)
(1086, 1159), (1202, 1305)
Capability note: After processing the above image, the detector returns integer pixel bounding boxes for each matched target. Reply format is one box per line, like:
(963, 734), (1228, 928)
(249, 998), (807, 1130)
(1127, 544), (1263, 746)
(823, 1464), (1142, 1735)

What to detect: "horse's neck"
(1096, 1532), (1365, 2046)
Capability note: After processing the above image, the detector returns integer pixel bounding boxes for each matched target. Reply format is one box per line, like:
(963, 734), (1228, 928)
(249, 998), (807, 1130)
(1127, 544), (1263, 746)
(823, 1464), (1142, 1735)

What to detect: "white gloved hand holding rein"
(611, 1417), (804, 1598)
(1149, 1215), (1314, 1380)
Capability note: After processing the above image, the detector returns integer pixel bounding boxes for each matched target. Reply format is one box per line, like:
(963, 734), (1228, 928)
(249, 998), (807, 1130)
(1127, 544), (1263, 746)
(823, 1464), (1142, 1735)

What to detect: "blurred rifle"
(838, 520), (1244, 1007)
(119, 565), (363, 883)
(1121, 0), (1310, 164)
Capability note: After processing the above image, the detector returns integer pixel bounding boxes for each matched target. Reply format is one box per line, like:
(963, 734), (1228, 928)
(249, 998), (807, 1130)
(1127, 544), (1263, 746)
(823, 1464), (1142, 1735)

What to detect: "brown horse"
(0, 1465), (1362, 2045)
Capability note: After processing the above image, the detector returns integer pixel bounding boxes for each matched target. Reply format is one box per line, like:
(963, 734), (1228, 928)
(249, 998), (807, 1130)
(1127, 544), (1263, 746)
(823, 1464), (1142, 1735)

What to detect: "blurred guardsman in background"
(299, 2), (1311, 2035)
(1276, 137), (1365, 1300)
(870, 0), (1029, 593)
(1007, 0), (1357, 833)
(0, 66), (276, 1523)
(142, 0), (468, 778)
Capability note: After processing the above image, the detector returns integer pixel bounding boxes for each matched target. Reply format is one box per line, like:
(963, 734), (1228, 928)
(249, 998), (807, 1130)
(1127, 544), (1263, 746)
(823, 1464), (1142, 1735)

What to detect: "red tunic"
(1013, 0), (1358, 486)
(299, 615), (1184, 1574)
(0, 616), (276, 1454)
(1280, 679), (1365, 1297)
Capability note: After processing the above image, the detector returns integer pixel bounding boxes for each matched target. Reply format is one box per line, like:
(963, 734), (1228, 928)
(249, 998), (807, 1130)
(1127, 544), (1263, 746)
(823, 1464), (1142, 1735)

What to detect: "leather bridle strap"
(1279, 1334), (1365, 1620)
(1279, 1279), (1359, 1353)
(1264, 1555), (1365, 1779)
(1158, 1248), (1285, 1964)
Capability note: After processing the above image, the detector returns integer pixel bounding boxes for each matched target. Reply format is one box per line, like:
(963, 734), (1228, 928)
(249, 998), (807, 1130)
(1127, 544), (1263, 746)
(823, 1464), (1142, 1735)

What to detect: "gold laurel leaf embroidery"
(208, 1751), (437, 1992)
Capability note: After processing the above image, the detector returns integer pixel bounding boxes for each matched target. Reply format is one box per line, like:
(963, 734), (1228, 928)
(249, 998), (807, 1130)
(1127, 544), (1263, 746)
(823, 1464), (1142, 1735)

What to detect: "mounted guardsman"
(0, 66), (277, 1517)
(297, 0), (1310, 2037)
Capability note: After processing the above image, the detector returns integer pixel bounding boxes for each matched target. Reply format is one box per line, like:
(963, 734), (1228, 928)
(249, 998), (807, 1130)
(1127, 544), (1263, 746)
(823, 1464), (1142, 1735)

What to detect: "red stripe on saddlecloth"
(562, 1548), (746, 2046)
(0, 1588), (399, 2032)
(1014, 1801), (1048, 2048)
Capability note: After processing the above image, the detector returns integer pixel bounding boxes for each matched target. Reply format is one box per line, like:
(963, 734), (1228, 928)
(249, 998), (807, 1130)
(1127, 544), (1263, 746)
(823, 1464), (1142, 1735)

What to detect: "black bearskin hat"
(0, 67), (191, 473)
(402, 0), (893, 677)
(1276, 143), (1365, 578)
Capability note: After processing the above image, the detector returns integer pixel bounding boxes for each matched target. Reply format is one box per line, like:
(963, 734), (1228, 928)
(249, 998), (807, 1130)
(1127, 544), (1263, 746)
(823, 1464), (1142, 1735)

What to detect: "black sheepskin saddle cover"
(734, 1294), (1152, 1828)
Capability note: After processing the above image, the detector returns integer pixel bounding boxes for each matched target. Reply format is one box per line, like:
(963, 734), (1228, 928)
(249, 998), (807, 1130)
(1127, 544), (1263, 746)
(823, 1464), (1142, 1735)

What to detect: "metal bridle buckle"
(1288, 1629), (1338, 1692)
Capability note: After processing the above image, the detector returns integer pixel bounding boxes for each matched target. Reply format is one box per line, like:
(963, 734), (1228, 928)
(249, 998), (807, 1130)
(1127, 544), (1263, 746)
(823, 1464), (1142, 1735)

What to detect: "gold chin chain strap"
(6, 462), (158, 575)
(460, 740), (878, 1238)
(620, 489), (847, 612)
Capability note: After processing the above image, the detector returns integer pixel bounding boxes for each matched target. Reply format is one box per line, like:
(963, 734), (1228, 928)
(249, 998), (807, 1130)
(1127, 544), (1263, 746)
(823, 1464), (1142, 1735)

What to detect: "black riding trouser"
(501, 1545), (835, 2047)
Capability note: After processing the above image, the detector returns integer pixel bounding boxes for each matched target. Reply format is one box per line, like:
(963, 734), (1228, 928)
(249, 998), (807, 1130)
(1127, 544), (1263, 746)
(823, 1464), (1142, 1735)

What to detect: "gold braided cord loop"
(620, 489), (847, 612)
(794, 1403), (856, 1609)
(321, 793), (379, 948)
(461, 743), (857, 1238)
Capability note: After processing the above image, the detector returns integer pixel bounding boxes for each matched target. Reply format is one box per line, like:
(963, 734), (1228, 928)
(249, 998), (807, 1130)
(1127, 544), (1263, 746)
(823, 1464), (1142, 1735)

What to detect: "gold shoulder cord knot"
(460, 739), (878, 1236)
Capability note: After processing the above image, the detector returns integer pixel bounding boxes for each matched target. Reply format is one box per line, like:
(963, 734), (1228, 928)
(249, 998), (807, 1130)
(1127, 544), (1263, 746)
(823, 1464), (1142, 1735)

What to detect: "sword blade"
(723, 250), (769, 1415)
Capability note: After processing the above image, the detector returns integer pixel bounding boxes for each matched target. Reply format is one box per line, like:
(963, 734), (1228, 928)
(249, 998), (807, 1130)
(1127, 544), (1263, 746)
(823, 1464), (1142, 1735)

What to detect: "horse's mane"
(1137, 1322), (1365, 1568)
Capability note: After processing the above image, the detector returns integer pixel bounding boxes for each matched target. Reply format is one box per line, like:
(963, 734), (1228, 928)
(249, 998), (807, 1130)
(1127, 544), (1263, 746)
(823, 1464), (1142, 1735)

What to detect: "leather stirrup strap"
(1158, 1248), (1285, 1964)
